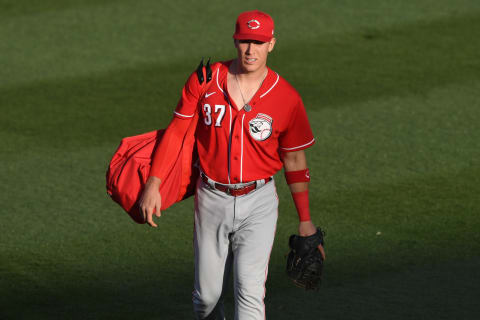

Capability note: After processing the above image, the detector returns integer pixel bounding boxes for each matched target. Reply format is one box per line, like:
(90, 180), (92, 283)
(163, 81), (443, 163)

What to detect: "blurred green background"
(1, 0), (479, 319)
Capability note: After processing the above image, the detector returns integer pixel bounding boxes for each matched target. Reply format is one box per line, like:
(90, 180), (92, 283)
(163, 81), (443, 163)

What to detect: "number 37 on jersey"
(203, 104), (226, 127)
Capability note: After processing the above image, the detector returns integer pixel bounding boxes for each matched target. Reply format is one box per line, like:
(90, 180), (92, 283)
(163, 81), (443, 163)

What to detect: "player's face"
(235, 38), (276, 73)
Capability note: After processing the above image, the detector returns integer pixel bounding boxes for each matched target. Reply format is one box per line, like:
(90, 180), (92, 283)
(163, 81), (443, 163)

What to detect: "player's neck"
(231, 58), (268, 83)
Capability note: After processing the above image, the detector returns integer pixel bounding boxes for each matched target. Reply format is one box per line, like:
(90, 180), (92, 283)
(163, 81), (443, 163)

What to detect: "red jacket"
(106, 114), (199, 224)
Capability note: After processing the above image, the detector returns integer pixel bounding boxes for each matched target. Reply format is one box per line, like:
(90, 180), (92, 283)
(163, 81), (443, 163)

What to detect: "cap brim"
(233, 33), (272, 43)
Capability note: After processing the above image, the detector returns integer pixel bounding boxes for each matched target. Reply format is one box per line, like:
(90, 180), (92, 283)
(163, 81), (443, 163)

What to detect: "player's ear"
(268, 38), (276, 53)
(234, 39), (239, 49)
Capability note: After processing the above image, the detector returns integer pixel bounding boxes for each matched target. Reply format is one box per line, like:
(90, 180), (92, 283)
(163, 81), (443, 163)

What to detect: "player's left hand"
(298, 221), (325, 260)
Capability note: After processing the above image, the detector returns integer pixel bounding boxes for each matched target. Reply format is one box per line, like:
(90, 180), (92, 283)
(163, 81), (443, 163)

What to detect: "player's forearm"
(281, 150), (311, 222)
(149, 116), (193, 182)
(287, 181), (308, 193)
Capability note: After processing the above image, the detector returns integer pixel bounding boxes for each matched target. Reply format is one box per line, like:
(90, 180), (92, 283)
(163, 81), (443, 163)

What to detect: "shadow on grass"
(3, 257), (479, 320)
(265, 258), (480, 320)
(2, 267), (194, 319)
(2, 165), (479, 319)
(265, 165), (480, 319)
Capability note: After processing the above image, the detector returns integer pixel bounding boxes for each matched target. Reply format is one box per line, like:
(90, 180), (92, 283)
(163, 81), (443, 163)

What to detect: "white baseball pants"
(192, 177), (278, 320)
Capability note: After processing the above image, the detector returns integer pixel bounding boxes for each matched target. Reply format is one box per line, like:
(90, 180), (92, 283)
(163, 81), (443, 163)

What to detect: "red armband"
(292, 190), (311, 222)
(285, 168), (310, 185)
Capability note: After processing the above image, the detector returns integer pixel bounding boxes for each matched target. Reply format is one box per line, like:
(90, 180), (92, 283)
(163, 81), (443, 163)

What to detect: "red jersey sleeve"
(149, 67), (204, 180)
(279, 98), (315, 152)
(173, 70), (203, 119)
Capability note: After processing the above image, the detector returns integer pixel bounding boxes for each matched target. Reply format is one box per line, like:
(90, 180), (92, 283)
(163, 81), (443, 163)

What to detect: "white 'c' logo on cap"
(247, 19), (260, 30)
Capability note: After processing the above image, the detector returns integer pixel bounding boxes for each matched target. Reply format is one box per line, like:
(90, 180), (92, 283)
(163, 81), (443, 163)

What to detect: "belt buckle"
(229, 183), (240, 195)
(227, 183), (242, 196)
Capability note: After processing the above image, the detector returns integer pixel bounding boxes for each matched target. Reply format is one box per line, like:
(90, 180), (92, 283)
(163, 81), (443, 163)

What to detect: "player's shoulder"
(267, 67), (302, 102)
(272, 69), (300, 94)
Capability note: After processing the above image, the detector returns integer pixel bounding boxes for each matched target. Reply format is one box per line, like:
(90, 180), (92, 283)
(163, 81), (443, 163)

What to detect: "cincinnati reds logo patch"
(247, 19), (260, 30)
(249, 113), (273, 141)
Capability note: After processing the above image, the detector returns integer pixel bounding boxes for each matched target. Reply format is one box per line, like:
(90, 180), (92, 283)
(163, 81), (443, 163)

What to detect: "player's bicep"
(281, 150), (307, 171)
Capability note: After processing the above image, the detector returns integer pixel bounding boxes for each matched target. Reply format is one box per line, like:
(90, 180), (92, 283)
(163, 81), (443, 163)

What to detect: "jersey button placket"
(230, 112), (243, 184)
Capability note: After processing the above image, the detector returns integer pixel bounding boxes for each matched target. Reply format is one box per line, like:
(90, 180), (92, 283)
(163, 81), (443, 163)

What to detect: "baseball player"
(139, 10), (325, 319)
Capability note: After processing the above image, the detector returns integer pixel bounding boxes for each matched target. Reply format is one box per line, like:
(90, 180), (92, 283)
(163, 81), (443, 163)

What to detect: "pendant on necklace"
(244, 104), (252, 112)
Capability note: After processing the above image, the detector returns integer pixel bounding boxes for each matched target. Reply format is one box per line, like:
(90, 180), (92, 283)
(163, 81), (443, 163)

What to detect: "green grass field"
(1, 0), (479, 319)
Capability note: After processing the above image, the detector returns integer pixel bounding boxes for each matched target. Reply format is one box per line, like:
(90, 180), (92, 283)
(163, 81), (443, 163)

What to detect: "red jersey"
(171, 60), (314, 184)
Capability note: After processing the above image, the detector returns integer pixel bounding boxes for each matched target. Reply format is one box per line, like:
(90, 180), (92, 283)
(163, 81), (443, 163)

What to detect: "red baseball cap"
(233, 10), (275, 43)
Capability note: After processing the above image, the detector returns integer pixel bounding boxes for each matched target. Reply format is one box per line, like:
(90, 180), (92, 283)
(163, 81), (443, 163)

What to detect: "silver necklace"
(234, 68), (267, 112)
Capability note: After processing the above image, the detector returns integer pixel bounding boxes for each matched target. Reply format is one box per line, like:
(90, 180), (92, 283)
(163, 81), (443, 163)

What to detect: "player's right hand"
(139, 176), (162, 227)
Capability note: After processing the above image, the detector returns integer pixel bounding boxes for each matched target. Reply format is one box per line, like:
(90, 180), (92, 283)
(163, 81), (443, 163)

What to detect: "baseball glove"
(286, 228), (325, 290)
